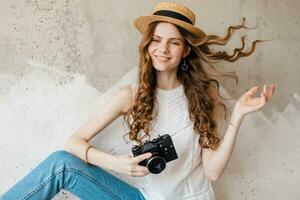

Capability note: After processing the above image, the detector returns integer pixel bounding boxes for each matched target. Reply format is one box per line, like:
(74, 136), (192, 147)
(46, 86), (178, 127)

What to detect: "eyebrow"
(153, 35), (183, 41)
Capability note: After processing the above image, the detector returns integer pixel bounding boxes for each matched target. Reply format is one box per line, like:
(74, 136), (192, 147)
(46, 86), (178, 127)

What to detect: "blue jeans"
(1, 150), (146, 200)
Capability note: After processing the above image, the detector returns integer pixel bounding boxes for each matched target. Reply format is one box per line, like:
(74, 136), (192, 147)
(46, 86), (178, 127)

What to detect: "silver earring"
(181, 59), (188, 71)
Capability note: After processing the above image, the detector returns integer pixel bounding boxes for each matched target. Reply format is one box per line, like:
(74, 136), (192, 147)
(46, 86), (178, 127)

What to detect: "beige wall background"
(0, 0), (299, 200)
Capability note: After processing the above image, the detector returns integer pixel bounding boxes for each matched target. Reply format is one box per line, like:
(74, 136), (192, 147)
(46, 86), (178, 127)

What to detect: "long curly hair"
(123, 18), (263, 150)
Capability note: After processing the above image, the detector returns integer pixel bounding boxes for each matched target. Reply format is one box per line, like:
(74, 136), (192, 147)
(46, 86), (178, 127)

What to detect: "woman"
(1, 2), (275, 200)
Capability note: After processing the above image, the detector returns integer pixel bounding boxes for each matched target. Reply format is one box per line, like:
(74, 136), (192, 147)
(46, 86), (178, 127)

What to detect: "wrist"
(230, 110), (244, 128)
(93, 149), (117, 171)
(103, 153), (118, 171)
(232, 106), (245, 119)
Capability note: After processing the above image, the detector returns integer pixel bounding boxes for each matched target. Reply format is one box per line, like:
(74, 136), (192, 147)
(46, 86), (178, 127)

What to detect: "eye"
(151, 38), (160, 43)
(170, 40), (181, 46)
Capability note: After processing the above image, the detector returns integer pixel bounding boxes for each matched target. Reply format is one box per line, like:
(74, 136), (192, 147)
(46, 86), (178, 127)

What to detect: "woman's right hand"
(111, 152), (152, 177)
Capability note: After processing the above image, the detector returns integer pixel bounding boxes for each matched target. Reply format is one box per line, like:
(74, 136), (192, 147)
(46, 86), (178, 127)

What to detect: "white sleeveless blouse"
(129, 83), (215, 200)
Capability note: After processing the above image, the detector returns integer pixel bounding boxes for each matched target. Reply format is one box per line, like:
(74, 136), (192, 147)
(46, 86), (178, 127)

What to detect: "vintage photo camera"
(131, 134), (178, 174)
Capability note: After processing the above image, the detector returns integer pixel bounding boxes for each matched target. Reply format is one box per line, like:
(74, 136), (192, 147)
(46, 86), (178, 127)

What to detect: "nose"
(158, 41), (168, 53)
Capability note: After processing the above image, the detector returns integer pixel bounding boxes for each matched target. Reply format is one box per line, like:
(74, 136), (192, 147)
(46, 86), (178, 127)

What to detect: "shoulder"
(114, 84), (134, 114)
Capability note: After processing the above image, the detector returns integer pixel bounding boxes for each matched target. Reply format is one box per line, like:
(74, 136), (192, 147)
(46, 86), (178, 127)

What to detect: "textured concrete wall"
(0, 0), (299, 199)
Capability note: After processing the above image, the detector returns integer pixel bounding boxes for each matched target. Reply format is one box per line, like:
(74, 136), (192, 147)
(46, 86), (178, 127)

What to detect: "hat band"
(153, 10), (193, 25)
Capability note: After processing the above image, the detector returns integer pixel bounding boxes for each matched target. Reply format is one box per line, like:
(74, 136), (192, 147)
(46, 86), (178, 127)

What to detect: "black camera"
(131, 134), (178, 174)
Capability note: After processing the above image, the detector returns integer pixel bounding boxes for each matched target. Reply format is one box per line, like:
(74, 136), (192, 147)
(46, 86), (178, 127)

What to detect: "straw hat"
(134, 2), (206, 40)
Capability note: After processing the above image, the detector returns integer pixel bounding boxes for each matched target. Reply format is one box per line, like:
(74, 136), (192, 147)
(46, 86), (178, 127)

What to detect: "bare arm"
(64, 84), (152, 177)
(65, 86), (131, 166)
(202, 84), (275, 181)
(201, 111), (244, 181)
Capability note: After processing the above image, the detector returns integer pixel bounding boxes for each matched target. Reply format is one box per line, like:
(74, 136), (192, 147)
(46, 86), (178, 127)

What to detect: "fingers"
(261, 84), (275, 103)
(117, 153), (152, 177)
(127, 165), (150, 177)
(247, 86), (259, 97)
(248, 84), (275, 101)
(133, 152), (152, 163)
(129, 170), (150, 177)
(260, 84), (267, 102)
(267, 84), (275, 101)
(259, 92), (267, 108)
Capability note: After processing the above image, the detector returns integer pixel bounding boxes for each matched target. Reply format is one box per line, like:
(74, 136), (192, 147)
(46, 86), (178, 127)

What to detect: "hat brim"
(134, 15), (206, 40)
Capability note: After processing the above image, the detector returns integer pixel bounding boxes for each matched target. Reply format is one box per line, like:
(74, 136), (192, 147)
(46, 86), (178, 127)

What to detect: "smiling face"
(147, 22), (190, 73)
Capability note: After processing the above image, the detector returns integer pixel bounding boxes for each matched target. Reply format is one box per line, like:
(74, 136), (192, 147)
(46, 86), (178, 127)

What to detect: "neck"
(156, 70), (181, 90)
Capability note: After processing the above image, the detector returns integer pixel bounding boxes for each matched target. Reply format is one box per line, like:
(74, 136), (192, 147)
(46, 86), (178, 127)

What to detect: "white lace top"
(129, 83), (215, 200)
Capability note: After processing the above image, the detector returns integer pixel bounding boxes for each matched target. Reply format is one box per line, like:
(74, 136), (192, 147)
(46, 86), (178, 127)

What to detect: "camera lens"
(147, 157), (166, 174)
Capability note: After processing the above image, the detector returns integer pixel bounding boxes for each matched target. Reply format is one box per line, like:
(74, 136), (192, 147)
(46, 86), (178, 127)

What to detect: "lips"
(154, 55), (170, 62)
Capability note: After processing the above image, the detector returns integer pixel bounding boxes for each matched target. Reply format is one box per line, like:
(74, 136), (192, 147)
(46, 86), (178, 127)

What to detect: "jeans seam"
(22, 166), (121, 200)
(65, 167), (122, 200)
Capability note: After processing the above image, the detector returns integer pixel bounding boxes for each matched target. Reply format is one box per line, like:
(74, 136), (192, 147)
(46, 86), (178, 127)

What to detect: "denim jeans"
(1, 150), (146, 200)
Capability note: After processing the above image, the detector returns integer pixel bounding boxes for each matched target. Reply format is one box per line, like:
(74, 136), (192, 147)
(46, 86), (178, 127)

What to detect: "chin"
(153, 64), (177, 72)
(153, 66), (172, 72)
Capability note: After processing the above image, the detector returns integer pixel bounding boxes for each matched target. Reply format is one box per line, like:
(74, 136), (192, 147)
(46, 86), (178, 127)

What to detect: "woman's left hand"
(233, 84), (275, 118)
